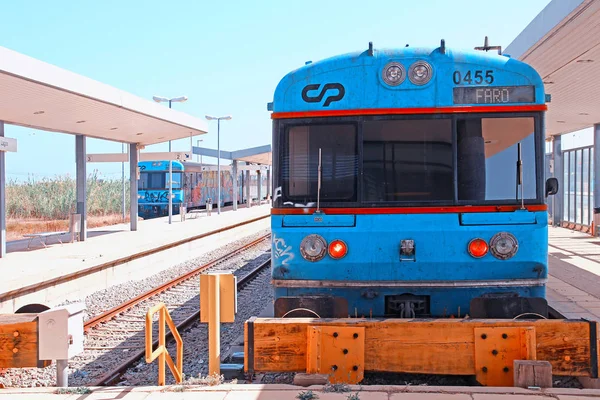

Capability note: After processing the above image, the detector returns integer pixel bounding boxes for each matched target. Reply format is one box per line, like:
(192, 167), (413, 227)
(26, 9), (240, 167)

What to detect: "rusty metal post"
(208, 274), (221, 376)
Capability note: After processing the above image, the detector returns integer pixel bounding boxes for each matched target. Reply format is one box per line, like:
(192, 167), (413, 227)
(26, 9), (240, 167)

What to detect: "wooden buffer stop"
(244, 318), (600, 387)
(0, 314), (48, 369)
(0, 304), (85, 387)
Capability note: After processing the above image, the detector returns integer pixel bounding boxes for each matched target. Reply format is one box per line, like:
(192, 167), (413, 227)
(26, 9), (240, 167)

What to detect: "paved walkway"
(1, 384), (600, 399)
(0, 204), (270, 298)
(547, 227), (600, 320)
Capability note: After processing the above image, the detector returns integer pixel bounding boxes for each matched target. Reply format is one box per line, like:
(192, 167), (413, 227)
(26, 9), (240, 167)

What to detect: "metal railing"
(145, 303), (183, 385)
(562, 146), (594, 232)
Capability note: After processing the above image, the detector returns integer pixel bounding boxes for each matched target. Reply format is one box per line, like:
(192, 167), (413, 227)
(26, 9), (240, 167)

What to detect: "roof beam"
(192, 147), (233, 160)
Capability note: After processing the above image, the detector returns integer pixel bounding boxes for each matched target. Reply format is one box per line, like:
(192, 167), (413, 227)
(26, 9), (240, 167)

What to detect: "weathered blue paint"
(270, 45), (548, 317)
(272, 211), (548, 316)
(273, 47), (545, 113)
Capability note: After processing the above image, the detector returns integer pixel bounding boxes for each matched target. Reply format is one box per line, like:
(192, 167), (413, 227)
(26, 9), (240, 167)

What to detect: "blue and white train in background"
(137, 160), (266, 219)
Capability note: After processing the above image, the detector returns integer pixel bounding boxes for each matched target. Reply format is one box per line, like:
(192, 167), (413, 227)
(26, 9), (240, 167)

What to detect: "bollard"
(38, 303), (86, 388)
(200, 273), (237, 377)
(206, 198), (212, 216)
(208, 274), (220, 376)
(56, 359), (68, 387)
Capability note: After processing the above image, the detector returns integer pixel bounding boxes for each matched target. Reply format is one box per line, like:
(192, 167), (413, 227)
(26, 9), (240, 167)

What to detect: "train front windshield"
(276, 114), (542, 207)
(139, 172), (183, 190)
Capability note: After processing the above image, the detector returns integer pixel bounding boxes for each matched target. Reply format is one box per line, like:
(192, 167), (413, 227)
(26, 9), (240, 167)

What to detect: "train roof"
(271, 44), (546, 114)
(138, 160), (222, 171)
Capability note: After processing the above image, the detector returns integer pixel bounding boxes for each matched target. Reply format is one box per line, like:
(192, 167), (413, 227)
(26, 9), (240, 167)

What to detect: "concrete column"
(75, 135), (87, 241)
(130, 143), (139, 231)
(594, 124), (600, 234)
(257, 170), (262, 205)
(246, 169), (251, 208)
(232, 160), (238, 211)
(266, 167), (271, 200)
(552, 135), (563, 227)
(0, 122), (5, 258)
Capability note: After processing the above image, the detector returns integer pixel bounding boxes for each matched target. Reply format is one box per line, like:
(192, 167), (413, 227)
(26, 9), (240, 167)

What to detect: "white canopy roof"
(506, 0), (600, 137)
(0, 46), (208, 145)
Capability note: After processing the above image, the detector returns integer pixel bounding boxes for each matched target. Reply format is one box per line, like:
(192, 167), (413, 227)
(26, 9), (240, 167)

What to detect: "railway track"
(84, 233), (271, 332)
(63, 234), (272, 387)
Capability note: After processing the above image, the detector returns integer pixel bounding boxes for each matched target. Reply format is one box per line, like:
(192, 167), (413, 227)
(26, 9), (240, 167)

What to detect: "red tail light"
(468, 238), (488, 258)
(328, 239), (348, 259)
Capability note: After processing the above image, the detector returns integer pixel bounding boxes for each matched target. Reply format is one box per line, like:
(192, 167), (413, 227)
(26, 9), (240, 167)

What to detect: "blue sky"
(1, 0), (551, 181)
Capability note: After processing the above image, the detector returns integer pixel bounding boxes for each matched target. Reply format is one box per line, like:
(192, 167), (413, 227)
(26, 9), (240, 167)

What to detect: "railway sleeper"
(243, 317), (600, 387)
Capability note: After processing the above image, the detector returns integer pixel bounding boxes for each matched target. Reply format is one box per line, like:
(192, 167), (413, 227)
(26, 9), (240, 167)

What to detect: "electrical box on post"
(200, 272), (237, 323)
(38, 303), (86, 361)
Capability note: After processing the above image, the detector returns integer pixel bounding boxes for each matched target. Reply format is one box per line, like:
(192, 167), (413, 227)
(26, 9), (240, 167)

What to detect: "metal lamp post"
(197, 139), (203, 164)
(152, 95), (188, 224)
(205, 115), (232, 215)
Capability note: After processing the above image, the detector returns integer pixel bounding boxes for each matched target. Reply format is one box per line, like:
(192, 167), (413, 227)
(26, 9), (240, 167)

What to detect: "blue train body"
(138, 161), (185, 218)
(270, 43), (555, 318)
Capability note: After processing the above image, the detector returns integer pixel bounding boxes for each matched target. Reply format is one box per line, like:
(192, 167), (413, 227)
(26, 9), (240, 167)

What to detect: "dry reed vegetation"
(6, 173), (130, 240)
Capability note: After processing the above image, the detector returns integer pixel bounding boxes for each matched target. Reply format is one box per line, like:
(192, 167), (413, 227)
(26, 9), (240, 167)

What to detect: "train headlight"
(408, 61), (433, 85)
(468, 238), (488, 258)
(382, 62), (406, 86)
(300, 234), (327, 262)
(328, 239), (348, 259)
(489, 232), (518, 260)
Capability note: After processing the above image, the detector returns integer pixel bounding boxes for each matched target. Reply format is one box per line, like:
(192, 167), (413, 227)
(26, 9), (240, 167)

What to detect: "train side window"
(457, 116), (537, 202)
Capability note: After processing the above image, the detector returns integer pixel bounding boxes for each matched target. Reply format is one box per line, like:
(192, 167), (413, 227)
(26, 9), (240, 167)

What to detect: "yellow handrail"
(145, 302), (183, 385)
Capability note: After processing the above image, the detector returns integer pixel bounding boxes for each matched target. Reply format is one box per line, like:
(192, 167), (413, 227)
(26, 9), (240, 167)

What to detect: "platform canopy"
(193, 144), (272, 165)
(505, 0), (600, 137)
(0, 46), (208, 145)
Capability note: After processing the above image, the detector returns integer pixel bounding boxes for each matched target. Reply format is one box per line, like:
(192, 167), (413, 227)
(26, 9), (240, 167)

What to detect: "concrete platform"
(0, 204), (271, 313)
(547, 227), (600, 321)
(1, 384), (600, 399)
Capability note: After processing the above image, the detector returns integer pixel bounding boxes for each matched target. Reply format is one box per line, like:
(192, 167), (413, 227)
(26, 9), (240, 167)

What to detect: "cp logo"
(301, 83), (345, 107)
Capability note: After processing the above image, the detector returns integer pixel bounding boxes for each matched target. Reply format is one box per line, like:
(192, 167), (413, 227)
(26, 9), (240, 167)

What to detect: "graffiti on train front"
(141, 191), (174, 203)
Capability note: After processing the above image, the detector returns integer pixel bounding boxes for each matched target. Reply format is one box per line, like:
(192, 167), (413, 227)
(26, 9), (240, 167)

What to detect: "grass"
(6, 172), (129, 220)
(323, 383), (351, 393)
(55, 387), (92, 394)
(296, 390), (319, 400)
(6, 173), (130, 240)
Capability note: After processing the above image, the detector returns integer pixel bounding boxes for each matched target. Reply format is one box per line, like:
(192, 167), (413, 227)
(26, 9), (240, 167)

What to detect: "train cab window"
(362, 119), (453, 202)
(284, 124), (357, 205)
(138, 173), (150, 190)
(170, 172), (183, 189)
(457, 117), (537, 202)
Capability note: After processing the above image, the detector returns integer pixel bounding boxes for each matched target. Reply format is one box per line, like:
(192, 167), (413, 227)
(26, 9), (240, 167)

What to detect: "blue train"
(137, 160), (265, 219)
(269, 41), (558, 319)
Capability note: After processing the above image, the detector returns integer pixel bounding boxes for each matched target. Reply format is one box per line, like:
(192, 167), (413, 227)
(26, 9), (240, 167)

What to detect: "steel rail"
(84, 233), (271, 331)
(90, 257), (272, 386)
